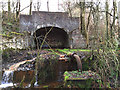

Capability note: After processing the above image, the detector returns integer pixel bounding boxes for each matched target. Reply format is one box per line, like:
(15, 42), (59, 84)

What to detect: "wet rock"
(13, 70), (34, 83)
(17, 61), (36, 71)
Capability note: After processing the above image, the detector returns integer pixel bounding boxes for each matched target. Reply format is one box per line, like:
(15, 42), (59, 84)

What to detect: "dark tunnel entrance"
(34, 27), (69, 48)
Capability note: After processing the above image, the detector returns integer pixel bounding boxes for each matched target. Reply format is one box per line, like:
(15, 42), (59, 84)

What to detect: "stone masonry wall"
(20, 11), (87, 48)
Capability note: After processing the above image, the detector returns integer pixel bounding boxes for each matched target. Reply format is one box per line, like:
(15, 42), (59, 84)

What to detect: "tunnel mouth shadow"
(33, 26), (69, 49)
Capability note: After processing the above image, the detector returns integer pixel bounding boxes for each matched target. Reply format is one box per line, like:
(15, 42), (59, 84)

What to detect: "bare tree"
(79, 1), (87, 40)
(110, 0), (117, 38)
(8, 0), (11, 12)
(105, 0), (109, 40)
(86, 2), (93, 47)
(8, 0), (11, 21)
(67, 1), (72, 17)
(37, 1), (41, 11)
(16, 0), (20, 20)
(47, 0), (49, 12)
(29, 0), (32, 15)
(58, 0), (60, 10)
(60, 0), (75, 17)
(33, 1), (41, 11)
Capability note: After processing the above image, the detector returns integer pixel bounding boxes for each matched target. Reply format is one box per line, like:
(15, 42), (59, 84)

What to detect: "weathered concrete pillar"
(69, 32), (73, 49)
(28, 35), (35, 48)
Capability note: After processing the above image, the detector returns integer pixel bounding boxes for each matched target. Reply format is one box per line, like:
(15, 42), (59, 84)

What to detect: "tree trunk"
(110, 0), (116, 38)
(105, 0), (109, 40)
(86, 2), (93, 47)
(29, 0), (32, 15)
(18, 0), (20, 20)
(118, 1), (120, 47)
(8, 0), (11, 21)
(67, 2), (72, 17)
(47, 0), (49, 12)
(8, 0), (11, 12)
(80, 1), (86, 38)
(37, 1), (41, 11)
(16, 0), (20, 21)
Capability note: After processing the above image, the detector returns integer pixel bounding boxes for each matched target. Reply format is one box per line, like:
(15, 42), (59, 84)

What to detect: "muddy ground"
(1, 48), (120, 88)
(2, 48), (90, 70)
(2, 49), (53, 70)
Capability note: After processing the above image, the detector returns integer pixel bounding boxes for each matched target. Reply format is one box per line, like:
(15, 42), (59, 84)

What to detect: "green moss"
(0, 49), (2, 55)
(43, 85), (49, 88)
(44, 49), (60, 55)
(44, 49), (99, 55)
(64, 71), (101, 88)
(7, 22), (13, 26)
(0, 31), (24, 39)
(64, 70), (101, 88)
(64, 71), (69, 75)
(2, 48), (15, 61)
(0, 34), (13, 38)
(10, 32), (24, 36)
(37, 58), (58, 85)
(64, 76), (69, 82)
(64, 78), (93, 88)
(56, 49), (71, 54)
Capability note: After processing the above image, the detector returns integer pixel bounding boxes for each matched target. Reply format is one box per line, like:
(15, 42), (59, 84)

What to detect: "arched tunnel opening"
(33, 27), (69, 49)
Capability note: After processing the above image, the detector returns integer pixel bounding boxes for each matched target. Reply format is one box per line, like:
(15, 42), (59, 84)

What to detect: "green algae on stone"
(64, 70), (101, 88)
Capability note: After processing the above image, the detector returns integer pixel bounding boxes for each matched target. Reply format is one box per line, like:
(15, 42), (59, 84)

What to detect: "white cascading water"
(0, 70), (14, 88)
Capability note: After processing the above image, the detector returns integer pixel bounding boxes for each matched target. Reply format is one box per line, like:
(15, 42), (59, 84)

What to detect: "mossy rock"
(64, 70), (101, 88)
(2, 48), (15, 61)
(37, 54), (59, 84)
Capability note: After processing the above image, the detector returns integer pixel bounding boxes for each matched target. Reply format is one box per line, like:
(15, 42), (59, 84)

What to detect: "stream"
(0, 58), (77, 88)
(0, 70), (14, 88)
(1, 48), (93, 88)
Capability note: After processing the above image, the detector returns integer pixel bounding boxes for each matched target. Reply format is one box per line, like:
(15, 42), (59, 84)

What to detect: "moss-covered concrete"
(37, 54), (59, 84)
(64, 71), (101, 88)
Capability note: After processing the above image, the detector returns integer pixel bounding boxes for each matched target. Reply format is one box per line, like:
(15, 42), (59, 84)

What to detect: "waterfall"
(0, 70), (14, 88)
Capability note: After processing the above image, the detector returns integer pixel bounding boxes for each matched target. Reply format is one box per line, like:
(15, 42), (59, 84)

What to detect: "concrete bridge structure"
(20, 11), (86, 48)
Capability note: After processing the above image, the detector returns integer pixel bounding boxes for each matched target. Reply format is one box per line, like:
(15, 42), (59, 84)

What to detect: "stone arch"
(34, 24), (69, 34)
(33, 26), (69, 48)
